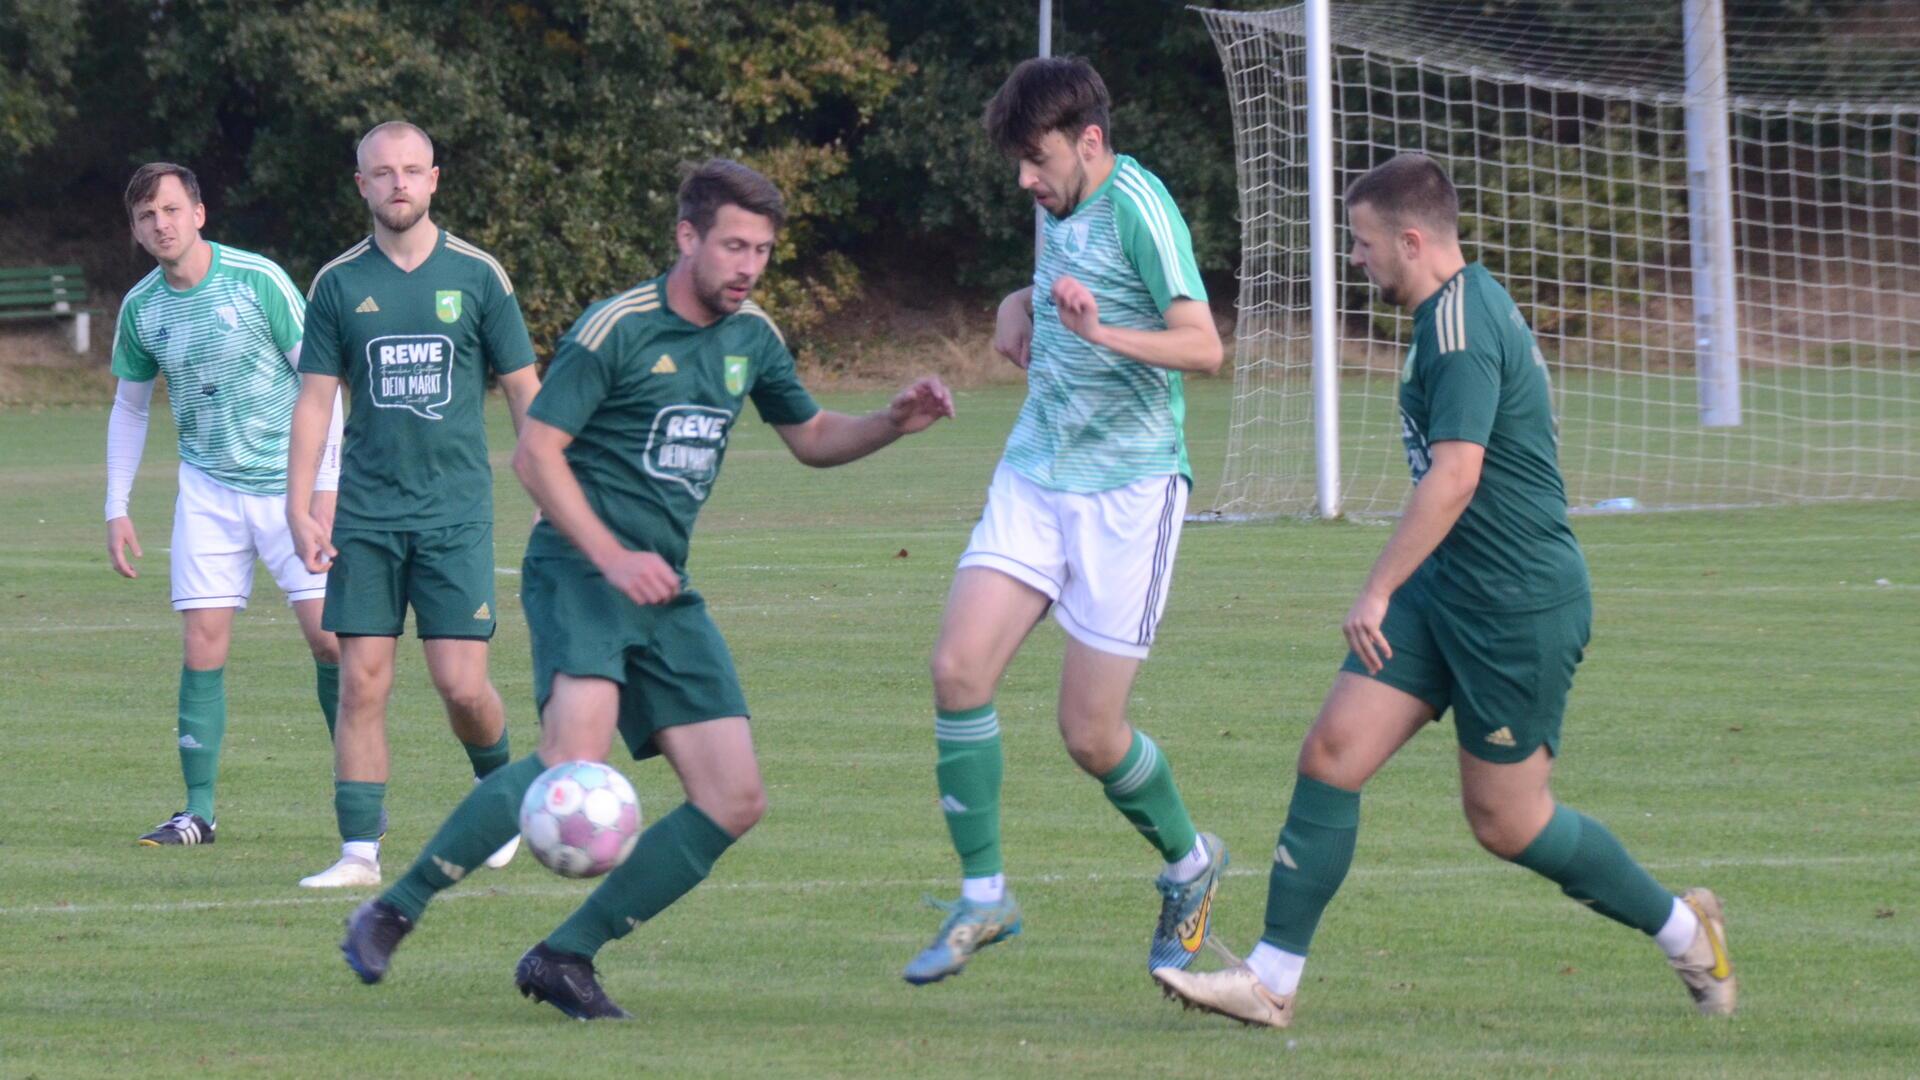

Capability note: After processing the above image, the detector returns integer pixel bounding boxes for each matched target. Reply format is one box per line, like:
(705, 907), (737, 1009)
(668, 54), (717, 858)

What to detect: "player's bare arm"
(993, 286), (1035, 369)
(498, 365), (541, 435)
(286, 371), (342, 572)
(1343, 438), (1483, 673)
(1050, 276), (1222, 374)
(773, 375), (955, 468)
(511, 418), (679, 606)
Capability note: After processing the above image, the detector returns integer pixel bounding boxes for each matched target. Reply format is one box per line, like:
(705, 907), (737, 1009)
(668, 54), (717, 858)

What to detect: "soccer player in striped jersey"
(1152, 154), (1735, 1027)
(903, 58), (1230, 986)
(106, 162), (345, 847)
(286, 122), (541, 888)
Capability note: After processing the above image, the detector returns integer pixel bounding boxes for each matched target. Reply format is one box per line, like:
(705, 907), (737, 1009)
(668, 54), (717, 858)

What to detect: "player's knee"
(705, 782), (766, 837)
(1297, 726), (1362, 788)
(1059, 723), (1123, 776)
(432, 676), (495, 719)
(928, 646), (988, 710)
(1461, 800), (1532, 859)
(309, 636), (341, 665)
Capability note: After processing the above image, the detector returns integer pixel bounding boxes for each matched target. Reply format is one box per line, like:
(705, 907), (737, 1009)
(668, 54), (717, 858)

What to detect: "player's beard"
(373, 196), (429, 234)
(1041, 161), (1092, 217)
(694, 264), (753, 317)
(1368, 259), (1406, 307)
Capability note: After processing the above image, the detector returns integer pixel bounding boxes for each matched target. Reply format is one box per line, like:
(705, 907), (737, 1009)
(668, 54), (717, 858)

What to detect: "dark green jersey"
(299, 228), (536, 530)
(1400, 263), (1588, 610)
(524, 276), (820, 574)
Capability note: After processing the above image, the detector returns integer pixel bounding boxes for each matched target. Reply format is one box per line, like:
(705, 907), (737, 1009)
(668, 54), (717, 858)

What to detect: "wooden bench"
(0, 265), (94, 353)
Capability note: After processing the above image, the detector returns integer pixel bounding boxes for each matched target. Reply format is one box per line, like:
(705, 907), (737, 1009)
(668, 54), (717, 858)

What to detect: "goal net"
(1198, 1), (1920, 517)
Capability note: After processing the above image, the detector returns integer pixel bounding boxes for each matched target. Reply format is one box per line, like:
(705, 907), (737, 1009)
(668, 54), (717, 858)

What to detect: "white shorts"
(958, 463), (1188, 660)
(170, 463), (328, 611)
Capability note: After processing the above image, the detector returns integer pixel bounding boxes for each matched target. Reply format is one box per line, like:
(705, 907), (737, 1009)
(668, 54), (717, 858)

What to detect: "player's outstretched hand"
(1052, 274), (1102, 343)
(994, 292), (1033, 369)
(888, 376), (956, 435)
(1342, 589), (1393, 675)
(600, 549), (681, 607)
(289, 510), (337, 574)
(107, 516), (142, 579)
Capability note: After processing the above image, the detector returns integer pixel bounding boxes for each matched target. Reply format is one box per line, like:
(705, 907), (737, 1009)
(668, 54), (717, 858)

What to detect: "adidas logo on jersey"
(356, 296), (380, 313)
(473, 603), (491, 620)
(1485, 726), (1517, 747)
(651, 354), (677, 374)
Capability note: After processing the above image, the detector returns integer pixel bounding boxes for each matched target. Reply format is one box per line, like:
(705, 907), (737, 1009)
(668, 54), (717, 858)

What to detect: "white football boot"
(299, 854), (382, 888)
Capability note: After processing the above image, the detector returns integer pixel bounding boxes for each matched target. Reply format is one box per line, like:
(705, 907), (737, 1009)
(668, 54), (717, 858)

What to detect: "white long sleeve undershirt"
(104, 377), (153, 521)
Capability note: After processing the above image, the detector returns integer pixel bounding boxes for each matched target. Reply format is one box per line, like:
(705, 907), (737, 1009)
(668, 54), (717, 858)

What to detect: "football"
(519, 761), (643, 878)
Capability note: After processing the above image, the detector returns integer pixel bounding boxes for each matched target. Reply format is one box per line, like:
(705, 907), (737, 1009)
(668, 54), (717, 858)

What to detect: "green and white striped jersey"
(1003, 154), (1207, 493)
(111, 242), (306, 495)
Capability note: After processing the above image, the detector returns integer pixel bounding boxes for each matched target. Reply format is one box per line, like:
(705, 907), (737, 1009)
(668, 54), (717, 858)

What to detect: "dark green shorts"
(1340, 572), (1592, 764)
(521, 556), (748, 761)
(322, 523), (497, 639)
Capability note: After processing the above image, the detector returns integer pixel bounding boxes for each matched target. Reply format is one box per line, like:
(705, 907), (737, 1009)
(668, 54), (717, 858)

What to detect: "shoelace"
(1153, 876), (1190, 938)
(165, 812), (199, 836)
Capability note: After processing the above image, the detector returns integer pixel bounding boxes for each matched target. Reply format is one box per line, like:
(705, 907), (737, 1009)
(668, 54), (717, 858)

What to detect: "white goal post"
(1198, 0), (1920, 518)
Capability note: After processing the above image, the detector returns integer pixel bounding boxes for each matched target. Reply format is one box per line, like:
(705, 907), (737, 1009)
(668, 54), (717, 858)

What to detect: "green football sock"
(544, 802), (735, 959)
(315, 662), (339, 741)
(1099, 729), (1199, 863)
(383, 753), (545, 920)
(335, 780), (387, 844)
(934, 705), (1004, 878)
(1511, 804), (1675, 935)
(178, 665), (227, 822)
(1261, 774), (1361, 955)
(462, 730), (511, 779)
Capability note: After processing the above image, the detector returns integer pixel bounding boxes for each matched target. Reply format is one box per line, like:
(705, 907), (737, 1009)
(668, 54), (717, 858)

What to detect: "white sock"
(343, 840), (380, 864)
(1654, 895), (1699, 958)
(1245, 941), (1307, 996)
(1164, 835), (1212, 884)
(962, 873), (1005, 904)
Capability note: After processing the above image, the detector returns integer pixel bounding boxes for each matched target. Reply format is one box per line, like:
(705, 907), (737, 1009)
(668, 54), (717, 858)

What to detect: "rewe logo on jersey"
(366, 334), (456, 419)
(643, 404), (731, 499)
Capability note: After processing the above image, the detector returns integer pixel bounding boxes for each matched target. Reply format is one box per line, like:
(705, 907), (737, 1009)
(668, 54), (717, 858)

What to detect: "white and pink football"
(519, 761), (642, 878)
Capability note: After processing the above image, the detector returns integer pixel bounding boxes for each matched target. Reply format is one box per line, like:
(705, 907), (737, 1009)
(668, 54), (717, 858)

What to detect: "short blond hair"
(356, 121), (435, 169)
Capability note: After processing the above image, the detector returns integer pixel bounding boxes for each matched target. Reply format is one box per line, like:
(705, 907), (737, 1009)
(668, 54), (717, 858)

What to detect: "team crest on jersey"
(436, 290), (462, 323)
(214, 304), (240, 333)
(724, 355), (749, 396)
(1055, 220), (1090, 258)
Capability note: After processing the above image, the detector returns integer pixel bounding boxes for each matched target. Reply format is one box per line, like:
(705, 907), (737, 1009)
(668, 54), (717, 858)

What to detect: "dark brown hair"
(1344, 153), (1459, 237)
(124, 162), (201, 222)
(983, 56), (1112, 159)
(677, 158), (786, 235)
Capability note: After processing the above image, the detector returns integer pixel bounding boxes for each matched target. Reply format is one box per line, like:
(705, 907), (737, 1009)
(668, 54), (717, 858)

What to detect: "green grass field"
(2, 380), (1916, 1078)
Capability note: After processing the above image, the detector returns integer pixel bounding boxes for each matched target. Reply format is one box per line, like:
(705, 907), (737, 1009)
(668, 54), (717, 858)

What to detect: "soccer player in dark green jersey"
(1155, 155), (1736, 1027)
(286, 121), (542, 888)
(338, 159), (954, 1019)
